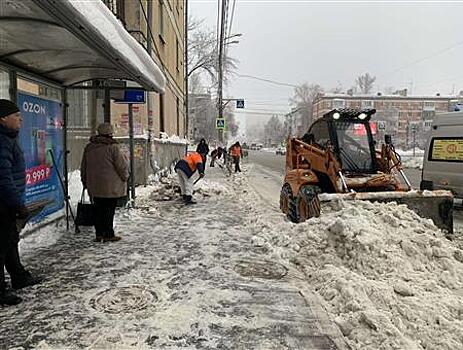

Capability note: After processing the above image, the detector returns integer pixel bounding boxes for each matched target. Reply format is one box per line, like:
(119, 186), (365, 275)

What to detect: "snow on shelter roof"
(0, 0), (165, 93)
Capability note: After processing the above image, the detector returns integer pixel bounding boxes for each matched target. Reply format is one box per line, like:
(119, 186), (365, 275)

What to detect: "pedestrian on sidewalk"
(174, 152), (205, 204)
(230, 142), (243, 173)
(0, 99), (42, 306)
(196, 138), (209, 166)
(80, 123), (129, 243)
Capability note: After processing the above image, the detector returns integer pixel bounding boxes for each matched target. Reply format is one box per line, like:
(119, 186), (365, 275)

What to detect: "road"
(247, 150), (462, 233)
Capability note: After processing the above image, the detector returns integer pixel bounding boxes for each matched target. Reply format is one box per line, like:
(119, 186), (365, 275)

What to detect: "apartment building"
(313, 93), (456, 148)
(106, 0), (186, 138)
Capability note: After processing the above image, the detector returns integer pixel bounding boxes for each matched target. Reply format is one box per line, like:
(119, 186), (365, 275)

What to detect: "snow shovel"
(194, 176), (203, 185)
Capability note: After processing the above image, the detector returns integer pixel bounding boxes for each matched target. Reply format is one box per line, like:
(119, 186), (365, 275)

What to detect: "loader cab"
(311, 109), (378, 173)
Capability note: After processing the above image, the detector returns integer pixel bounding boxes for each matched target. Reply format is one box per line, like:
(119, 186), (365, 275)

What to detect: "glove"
(16, 205), (30, 220)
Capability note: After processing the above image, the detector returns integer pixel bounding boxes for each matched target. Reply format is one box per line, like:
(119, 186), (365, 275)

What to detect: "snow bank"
(240, 177), (463, 349)
(154, 132), (189, 144)
(135, 172), (232, 206)
(401, 156), (424, 170)
(261, 147), (277, 153)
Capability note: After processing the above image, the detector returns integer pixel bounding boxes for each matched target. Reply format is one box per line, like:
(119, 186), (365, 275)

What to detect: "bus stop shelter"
(0, 0), (166, 230)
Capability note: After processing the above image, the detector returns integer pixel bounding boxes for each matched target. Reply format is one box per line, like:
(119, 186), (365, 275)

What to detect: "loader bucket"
(318, 190), (454, 233)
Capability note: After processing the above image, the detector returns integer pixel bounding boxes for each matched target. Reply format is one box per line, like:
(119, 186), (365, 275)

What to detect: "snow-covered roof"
(0, 0), (165, 92)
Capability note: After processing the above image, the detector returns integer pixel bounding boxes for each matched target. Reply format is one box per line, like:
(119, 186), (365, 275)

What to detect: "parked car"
(276, 146), (286, 155)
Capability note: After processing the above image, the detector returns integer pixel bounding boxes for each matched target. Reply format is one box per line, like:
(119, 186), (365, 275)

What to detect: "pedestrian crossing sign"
(216, 118), (226, 130)
(236, 99), (245, 109)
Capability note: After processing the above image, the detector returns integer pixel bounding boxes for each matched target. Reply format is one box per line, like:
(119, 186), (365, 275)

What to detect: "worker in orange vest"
(174, 152), (205, 204)
(229, 142), (242, 173)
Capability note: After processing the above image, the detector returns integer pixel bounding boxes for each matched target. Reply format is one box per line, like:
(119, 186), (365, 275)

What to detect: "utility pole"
(184, 0), (189, 141)
(217, 0), (226, 143)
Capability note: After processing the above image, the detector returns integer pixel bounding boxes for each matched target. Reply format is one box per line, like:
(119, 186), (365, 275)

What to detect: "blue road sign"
(216, 118), (225, 129)
(114, 90), (146, 104)
(236, 99), (245, 109)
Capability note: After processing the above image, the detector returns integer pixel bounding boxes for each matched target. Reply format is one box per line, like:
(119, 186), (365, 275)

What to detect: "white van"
(421, 111), (463, 204)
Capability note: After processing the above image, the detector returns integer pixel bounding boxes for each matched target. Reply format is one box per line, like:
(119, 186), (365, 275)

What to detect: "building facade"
(313, 94), (457, 148)
(64, 0), (187, 181)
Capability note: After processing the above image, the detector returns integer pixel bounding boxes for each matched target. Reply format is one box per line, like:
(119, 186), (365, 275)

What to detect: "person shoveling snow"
(174, 152), (205, 204)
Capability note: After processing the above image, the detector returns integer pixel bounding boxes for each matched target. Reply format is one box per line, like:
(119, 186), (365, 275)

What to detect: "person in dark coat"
(81, 123), (129, 242)
(0, 99), (42, 306)
(196, 138), (210, 166)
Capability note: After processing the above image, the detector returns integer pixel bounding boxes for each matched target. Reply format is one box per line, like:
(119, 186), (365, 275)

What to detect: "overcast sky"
(190, 0), (463, 130)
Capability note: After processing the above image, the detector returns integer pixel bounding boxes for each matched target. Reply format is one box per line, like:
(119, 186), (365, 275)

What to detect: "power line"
(379, 40), (463, 79)
(236, 74), (298, 88)
(228, 0), (237, 39)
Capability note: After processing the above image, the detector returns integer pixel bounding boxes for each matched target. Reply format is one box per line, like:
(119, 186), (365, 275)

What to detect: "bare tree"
(188, 17), (238, 85)
(264, 115), (286, 146)
(289, 83), (324, 129)
(356, 73), (376, 94)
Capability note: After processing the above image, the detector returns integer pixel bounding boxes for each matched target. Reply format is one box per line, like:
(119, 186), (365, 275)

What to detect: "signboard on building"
(17, 92), (64, 222)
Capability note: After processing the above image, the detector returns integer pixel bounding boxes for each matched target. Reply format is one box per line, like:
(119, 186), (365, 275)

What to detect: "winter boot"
(184, 195), (196, 205)
(94, 236), (103, 242)
(12, 273), (43, 290)
(103, 236), (122, 242)
(0, 291), (22, 306)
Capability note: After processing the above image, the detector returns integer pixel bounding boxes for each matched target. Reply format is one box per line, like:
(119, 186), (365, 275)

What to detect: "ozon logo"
(23, 101), (46, 115)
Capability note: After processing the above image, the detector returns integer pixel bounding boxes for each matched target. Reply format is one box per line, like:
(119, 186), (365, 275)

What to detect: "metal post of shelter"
(128, 104), (136, 206)
(8, 70), (17, 103)
(104, 87), (111, 123)
(62, 88), (70, 231)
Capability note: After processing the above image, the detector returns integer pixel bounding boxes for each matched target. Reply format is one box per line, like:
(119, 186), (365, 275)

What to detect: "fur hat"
(0, 99), (20, 119)
(97, 123), (114, 136)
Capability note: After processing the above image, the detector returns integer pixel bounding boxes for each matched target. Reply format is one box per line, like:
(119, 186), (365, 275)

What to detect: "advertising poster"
(431, 138), (463, 161)
(18, 92), (65, 222)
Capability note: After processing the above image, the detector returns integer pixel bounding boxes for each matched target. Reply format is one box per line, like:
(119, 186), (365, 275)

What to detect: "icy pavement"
(0, 166), (345, 349)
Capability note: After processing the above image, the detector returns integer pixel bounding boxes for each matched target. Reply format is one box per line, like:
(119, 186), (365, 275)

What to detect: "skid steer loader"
(280, 108), (454, 233)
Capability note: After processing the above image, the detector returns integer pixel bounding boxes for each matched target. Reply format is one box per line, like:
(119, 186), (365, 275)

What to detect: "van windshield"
(334, 121), (375, 172)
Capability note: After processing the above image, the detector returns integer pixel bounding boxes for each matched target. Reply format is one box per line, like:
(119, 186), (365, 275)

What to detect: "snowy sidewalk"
(0, 165), (345, 349)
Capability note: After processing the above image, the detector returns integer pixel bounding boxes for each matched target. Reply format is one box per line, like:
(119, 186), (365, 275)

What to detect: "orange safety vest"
(230, 145), (241, 157)
(184, 152), (203, 172)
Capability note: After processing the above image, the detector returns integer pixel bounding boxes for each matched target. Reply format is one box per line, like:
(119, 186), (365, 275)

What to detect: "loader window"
(309, 120), (331, 149)
(334, 121), (375, 172)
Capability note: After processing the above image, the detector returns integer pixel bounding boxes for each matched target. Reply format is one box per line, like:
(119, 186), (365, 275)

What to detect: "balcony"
(102, 0), (126, 25)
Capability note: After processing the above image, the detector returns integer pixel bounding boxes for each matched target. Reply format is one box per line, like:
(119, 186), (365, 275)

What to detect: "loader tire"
(296, 185), (321, 222)
(280, 183), (299, 223)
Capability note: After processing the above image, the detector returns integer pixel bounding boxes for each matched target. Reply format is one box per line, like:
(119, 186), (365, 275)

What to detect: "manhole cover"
(89, 286), (158, 314)
(234, 260), (288, 280)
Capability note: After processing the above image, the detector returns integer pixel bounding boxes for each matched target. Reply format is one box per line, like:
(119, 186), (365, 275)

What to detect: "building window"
(0, 70), (9, 99)
(423, 101), (435, 111)
(176, 96), (180, 136)
(422, 110), (435, 120)
(361, 100), (374, 108)
(333, 99), (345, 109)
(158, 0), (165, 43)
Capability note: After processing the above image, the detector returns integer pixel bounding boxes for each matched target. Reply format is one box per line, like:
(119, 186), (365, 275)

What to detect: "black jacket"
(0, 124), (26, 210)
(196, 141), (210, 156)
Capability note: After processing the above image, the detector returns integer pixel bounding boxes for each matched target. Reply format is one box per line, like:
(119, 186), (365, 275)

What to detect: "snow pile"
(261, 147), (277, 153)
(154, 132), (189, 144)
(135, 172), (232, 206)
(246, 192), (463, 349)
(401, 156), (424, 169)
